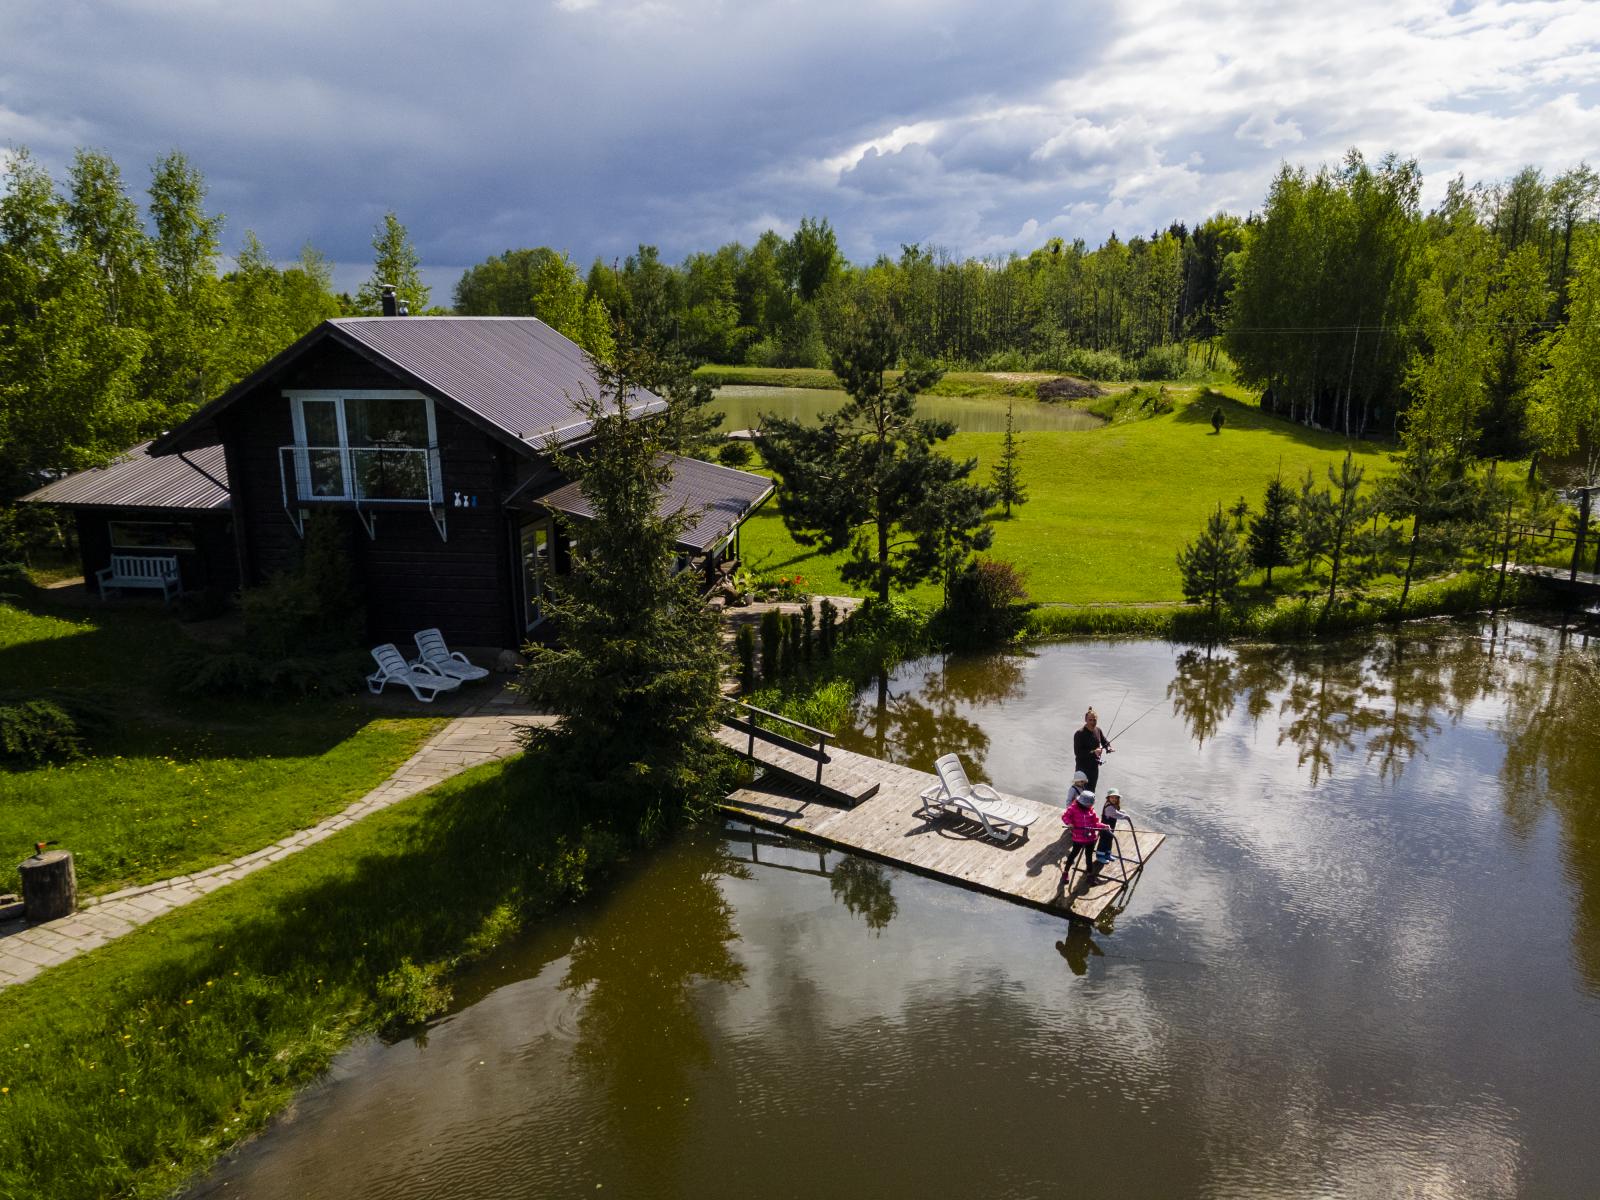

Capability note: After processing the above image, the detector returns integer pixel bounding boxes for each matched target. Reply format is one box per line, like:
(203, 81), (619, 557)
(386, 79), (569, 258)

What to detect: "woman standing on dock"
(1073, 708), (1112, 791)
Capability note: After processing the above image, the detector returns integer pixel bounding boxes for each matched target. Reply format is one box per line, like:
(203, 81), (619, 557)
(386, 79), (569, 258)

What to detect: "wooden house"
(24, 315), (772, 649)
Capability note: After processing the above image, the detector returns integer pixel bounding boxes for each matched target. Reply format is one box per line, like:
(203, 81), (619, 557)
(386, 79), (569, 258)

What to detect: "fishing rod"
(1106, 688), (1129, 739)
(1107, 697), (1164, 744)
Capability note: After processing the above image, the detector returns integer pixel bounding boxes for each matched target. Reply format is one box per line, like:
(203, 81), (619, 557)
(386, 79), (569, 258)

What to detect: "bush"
(173, 586), (231, 623)
(949, 557), (1028, 613)
(0, 699), (84, 765)
(170, 646), (369, 698)
(1134, 344), (1199, 381)
(1031, 341), (1134, 380)
(717, 440), (753, 468)
(734, 625), (756, 692)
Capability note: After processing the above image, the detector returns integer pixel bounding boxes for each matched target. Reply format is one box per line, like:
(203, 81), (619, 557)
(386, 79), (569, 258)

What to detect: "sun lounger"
(367, 643), (462, 702)
(411, 628), (491, 682)
(914, 753), (1039, 843)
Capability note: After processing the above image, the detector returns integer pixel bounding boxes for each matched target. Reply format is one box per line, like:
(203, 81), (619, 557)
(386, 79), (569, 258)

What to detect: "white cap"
(1072, 770), (1089, 784)
(1104, 787), (1121, 799)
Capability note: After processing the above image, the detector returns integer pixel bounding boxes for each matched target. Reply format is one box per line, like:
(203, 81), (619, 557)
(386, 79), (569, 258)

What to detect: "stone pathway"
(0, 691), (552, 991)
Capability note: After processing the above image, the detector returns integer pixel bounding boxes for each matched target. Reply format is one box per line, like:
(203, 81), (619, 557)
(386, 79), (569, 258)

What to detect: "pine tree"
(761, 307), (994, 602)
(1247, 475), (1297, 586)
(1177, 504), (1251, 624)
(989, 403), (1028, 517)
(356, 211), (430, 315)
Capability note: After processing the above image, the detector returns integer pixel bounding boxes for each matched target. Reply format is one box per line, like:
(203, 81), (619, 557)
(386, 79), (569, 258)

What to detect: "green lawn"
(0, 601), (445, 895)
(737, 386), (1396, 604)
(0, 752), (618, 1200)
(697, 363), (1053, 399)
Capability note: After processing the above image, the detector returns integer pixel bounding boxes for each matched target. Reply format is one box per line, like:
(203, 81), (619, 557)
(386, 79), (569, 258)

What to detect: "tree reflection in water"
(560, 833), (747, 1188)
(849, 653), (1027, 783)
(828, 856), (898, 933)
(1166, 646), (1238, 748)
(1497, 625), (1600, 990)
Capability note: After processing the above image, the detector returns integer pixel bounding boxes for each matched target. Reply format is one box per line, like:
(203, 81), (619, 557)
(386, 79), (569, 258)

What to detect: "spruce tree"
(515, 334), (724, 829)
(990, 403), (1028, 517)
(356, 211), (430, 315)
(1247, 474), (1297, 587)
(1322, 451), (1369, 611)
(1178, 504), (1251, 624)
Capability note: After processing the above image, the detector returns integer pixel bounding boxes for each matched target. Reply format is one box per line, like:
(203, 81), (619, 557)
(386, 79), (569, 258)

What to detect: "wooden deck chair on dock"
(411, 628), (491, 682)
(367, 643), (463, 703)
(916, 753), (1039, 843)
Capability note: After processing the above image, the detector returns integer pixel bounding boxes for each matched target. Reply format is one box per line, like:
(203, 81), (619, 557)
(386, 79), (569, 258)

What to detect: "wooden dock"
(716, 734), (1165, 921)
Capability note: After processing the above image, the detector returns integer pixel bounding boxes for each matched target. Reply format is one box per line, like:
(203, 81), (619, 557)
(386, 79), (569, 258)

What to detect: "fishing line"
(1107, 697), (1163, 743)
(1106, 687), (1129, 737)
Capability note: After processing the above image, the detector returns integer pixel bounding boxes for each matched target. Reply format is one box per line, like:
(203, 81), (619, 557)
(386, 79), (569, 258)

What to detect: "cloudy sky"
(3, 0), (1598, 296)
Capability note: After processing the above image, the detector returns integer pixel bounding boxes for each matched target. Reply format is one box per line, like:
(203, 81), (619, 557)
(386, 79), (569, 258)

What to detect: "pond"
(712, 384), (1103, 433)
(195, 617), (1600, 1198)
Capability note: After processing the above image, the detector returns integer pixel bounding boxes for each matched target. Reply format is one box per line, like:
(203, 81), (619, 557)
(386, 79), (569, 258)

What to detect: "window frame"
(284, 389), (442, 503)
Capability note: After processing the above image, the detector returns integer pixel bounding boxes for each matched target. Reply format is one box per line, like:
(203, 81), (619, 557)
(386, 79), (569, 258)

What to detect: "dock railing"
(720, 700), (833, 788)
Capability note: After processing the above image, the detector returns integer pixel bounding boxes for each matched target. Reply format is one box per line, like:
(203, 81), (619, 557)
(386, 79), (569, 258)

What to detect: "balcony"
(278, 443), (447, 540)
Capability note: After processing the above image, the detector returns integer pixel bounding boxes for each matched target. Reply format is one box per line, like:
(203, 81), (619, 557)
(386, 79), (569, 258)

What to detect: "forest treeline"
(460, 151), (1597, 465)
(4, 143), (1599, 511)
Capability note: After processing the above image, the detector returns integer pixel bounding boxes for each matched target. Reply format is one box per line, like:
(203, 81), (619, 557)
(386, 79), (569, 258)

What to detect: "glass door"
(521, 520), (551, 629)
(297, 399), (347, 497)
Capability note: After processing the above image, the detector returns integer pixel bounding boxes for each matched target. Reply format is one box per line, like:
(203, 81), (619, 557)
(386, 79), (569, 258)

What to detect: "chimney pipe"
(381, 284), (398, 317)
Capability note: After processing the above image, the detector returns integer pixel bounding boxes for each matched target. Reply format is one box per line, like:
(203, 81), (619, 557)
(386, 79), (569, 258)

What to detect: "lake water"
(195, 617), (1600, 1198)
(712, 384), (1103, 433)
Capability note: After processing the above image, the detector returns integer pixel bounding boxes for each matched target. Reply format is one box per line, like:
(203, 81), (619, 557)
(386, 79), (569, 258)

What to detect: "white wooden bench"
(95, 553), (181, 603)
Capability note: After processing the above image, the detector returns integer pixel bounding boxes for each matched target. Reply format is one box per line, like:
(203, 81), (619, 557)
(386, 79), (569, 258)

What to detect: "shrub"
(1134, 344), (1199, 381)
(375, 958), (454, 1032)
(1031, 341), (1134, 380)
(735, 625), (756, 692)
(949, 557), (1029, 613)
(173, 586), (231, 623)
(0, 699), (84, 765)
(759, 609), (782, 680)
(819, 598), (838, 656)
(717, 440), (753, 468)
(801, 602), (815, 663)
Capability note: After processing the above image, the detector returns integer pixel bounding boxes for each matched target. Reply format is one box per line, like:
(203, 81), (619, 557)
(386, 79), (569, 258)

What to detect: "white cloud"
(1234, 111), (1304, 148)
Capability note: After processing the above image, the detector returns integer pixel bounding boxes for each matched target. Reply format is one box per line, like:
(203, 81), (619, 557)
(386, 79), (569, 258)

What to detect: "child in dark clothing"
(1095, 787), (1124, 865)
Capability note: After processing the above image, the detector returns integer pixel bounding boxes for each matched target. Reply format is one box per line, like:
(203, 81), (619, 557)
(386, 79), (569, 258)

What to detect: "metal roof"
(152, 317), (664, 458)
(333, 317), (664, 444)
(530, 455), (773, 552)
(20, 442), (229, 511)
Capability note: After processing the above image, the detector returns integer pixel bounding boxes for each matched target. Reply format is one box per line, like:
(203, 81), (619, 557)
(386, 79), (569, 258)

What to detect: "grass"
(696, 364), (1052, 400)
(0, 600), (445, 895)
(738, 386), (1399, 605)
(0, 751), (624, 1200)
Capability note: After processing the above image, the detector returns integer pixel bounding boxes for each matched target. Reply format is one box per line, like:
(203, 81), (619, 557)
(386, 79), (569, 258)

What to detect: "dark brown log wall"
(218, 338), (523, 648)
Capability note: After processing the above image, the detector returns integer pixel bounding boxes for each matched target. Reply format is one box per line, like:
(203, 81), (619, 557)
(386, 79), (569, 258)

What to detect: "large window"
(109, 521), (195, 550)
(521, 520), (551, 629)
(287, 391), (440, 502)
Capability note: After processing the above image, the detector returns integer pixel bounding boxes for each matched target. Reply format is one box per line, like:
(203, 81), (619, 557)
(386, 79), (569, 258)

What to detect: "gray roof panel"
(21, 442), (229, 510)
(531, 455), (773, 552)
(330, 317), (664, 445)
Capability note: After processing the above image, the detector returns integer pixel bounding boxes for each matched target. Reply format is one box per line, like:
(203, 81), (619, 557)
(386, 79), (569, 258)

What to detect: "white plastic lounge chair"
(411, 628), (491, 682)
(367, 643), (463, 703)
(914, 753), (1039, 843)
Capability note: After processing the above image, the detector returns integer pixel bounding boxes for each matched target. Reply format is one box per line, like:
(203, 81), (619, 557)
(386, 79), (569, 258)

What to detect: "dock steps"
(713, 724), (880, 807)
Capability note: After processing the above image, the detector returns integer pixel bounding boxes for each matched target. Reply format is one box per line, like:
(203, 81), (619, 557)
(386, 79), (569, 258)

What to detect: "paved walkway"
(0, 691), (550, 991)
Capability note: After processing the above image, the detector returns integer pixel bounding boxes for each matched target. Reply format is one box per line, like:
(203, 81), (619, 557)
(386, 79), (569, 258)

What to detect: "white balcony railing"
(278, 444), (447, 540)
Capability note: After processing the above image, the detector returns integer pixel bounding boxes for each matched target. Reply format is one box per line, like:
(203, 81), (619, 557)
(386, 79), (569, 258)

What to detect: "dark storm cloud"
(2, 0), (1598, 289)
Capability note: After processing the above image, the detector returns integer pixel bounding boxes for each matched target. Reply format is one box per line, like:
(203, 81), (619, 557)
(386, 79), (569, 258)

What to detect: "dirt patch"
(1035, 376), (1106, 403)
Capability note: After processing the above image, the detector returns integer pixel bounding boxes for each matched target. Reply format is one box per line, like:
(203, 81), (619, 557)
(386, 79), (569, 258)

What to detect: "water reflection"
(843, 653), (1027, 782)
(828, 857), (899, 933)
(560, 833), (747, 1190)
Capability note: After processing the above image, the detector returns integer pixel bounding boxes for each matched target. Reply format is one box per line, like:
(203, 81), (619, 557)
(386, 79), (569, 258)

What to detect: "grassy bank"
(1022, 569), (1549, 642)
(696, 363), (1055, 400)
(0, 600), (445, 895)
(0, 751), (624, 1200)
(738, 387), (1393, 604)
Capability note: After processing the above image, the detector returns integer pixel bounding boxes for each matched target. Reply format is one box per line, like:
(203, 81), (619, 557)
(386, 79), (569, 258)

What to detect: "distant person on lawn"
(1073, 707), (1112, 791)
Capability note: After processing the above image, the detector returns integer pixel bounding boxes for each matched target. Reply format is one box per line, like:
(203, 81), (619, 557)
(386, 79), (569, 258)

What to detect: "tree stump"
(19, 850), (76, 923)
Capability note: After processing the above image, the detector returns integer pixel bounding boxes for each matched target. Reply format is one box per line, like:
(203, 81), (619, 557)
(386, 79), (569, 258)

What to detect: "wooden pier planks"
(719, 742), (1165, 921)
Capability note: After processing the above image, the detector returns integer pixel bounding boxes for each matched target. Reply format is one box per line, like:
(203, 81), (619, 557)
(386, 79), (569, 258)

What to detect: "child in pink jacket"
(1061, 788), (1110, 884)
